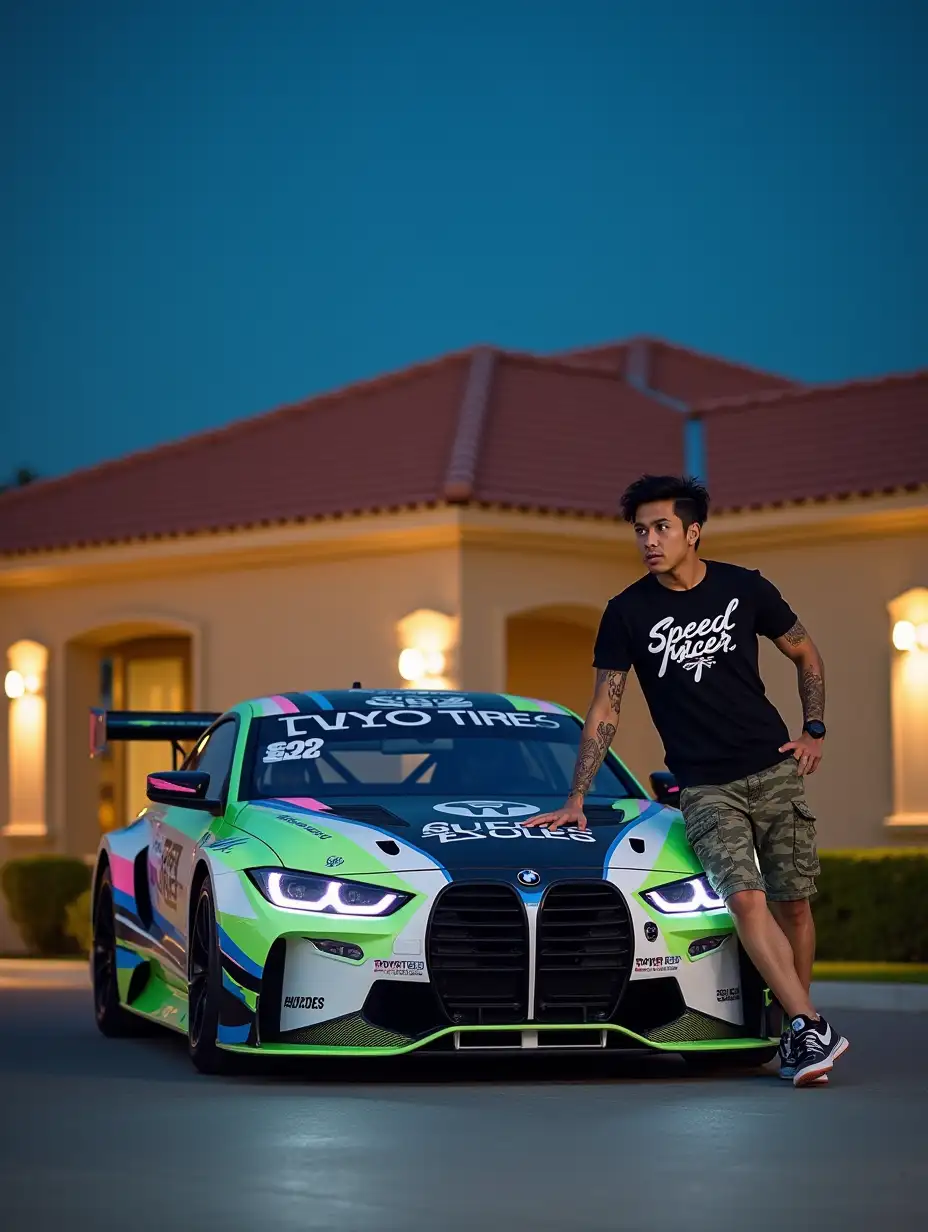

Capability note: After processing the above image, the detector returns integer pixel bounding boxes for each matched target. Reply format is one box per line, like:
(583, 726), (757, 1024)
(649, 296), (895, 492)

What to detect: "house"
(1, 337), (926, 906)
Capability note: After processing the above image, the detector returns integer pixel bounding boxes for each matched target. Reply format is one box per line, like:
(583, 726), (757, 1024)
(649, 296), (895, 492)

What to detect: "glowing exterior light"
(398, 648), (426, 682)
(893, 621), (917, 652)
(4, 670), (25, 699)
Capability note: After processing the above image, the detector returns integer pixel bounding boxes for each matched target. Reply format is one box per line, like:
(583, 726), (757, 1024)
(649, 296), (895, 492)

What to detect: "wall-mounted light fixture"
(396, 609), (458, 691)
(892, 620), (928, 653)
(4, 669), (42, 699)
(886, 590), (928, 834)
(5, 639), (49, 837)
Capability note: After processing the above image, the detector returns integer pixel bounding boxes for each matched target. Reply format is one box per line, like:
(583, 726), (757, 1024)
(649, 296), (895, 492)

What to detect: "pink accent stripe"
(530, 698), (562, 713)
(278, 796), (332, 812)
(271, 695), (300, 714)
(149, 775), (196, 793)
(110, 855), (135, 896)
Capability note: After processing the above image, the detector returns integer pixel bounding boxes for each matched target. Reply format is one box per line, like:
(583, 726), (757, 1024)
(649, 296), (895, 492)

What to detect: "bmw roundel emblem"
(517, 868), (541, 887)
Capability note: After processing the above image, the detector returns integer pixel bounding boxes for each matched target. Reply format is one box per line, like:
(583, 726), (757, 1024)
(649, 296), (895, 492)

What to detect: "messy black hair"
(619, 475), (710, 547)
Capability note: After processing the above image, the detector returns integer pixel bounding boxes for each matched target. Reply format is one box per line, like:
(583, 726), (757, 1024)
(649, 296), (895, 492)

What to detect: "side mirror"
(650, 771), (681, 807)
(146, 771), (221, 814)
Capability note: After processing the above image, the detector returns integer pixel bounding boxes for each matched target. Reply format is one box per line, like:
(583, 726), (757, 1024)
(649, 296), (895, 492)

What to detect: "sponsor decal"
(373, 959), (427, 979)
(284, 995), (325, 1010)
(517, 869), (541, 887)
(273, 711), (561, 737)
(422, 820), (595, 844)
(158, 838), (183, 909)
(276, 814), (332, 841)
(648, 598), (739, 684)
(202, 835), (248, 853)
(634, 955), (682, 974)
(643, 922), (659, 943)
(325, 854), (345, 869)
(263, 738), (324, 764)
(716, 986), (740, 1003)
(364, 693), (473, 709)
(434, 800), (540, 820)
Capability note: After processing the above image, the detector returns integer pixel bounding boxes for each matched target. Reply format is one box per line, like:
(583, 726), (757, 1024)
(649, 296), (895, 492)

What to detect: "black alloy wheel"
(187, 878), (235, 1074)
(92, 867), (145, 1037)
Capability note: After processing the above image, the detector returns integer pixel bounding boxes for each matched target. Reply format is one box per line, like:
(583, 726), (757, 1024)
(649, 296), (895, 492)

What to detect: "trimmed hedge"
(813, 850), (928, 963)
(0, 856), (92, 955)
(64, 889), (93, 956)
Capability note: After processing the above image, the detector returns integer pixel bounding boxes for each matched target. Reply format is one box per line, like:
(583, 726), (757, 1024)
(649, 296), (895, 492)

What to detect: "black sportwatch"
(803, 720), (826, 740)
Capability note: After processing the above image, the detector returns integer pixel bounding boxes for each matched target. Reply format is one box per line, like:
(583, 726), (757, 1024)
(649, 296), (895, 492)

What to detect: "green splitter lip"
(221, 1022), (780, 1057)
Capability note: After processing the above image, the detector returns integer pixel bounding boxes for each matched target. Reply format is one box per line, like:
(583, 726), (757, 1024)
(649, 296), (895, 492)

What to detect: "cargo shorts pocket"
(791, 799), (821, 878)
(683, 805), (736, 891)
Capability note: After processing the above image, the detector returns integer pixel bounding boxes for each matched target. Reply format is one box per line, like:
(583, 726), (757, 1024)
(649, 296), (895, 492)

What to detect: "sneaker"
(791, 1015), (849, 1087)
(779, 1030), (827, 1084)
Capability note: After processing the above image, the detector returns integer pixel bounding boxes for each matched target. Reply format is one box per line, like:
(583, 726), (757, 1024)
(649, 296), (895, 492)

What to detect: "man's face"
(632, 499), (699, 573)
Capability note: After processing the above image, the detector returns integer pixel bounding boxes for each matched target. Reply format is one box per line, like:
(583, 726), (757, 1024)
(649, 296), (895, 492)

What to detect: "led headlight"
(641, 874), (727, 915)
(249, 868), (411, 917)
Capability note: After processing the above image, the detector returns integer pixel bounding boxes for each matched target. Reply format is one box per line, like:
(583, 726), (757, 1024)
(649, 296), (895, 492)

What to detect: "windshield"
(243, 709), (638, 800)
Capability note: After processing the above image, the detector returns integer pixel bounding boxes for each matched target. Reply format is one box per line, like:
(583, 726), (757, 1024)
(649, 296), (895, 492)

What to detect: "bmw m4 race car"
(89, 689), (780, 1074)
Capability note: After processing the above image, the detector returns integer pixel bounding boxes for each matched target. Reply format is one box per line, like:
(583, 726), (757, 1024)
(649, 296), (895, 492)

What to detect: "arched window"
(4, 640), (49, 837)
(886, 589), (928, 832)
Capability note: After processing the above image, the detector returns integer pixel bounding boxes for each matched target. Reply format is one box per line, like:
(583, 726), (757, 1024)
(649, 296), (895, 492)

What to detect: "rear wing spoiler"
(89, 708), (221, 767)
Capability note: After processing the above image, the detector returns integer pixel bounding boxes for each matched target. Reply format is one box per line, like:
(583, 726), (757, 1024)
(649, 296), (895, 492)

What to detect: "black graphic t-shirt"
(593, 561), (797, 788)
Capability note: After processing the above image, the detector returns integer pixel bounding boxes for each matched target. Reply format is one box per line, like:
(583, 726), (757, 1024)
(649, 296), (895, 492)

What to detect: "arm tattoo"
(782, 619), (808, 647)
(597, 669), (628, 717)
(569, 721), (617, 800)
(799, 664), (825, 723)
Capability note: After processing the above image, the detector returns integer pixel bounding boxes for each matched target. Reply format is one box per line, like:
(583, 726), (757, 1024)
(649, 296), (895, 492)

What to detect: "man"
(527, 474), (848, 1088)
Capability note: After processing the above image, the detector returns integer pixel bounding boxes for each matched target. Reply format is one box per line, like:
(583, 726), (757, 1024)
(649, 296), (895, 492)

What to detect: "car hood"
(231, 794), (700, 878)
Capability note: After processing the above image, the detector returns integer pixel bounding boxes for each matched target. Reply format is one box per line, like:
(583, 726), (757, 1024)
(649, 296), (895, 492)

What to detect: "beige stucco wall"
(1, 496), (926, 947)
(718, 527), (928, 849)
(462, 515), (928, 850)
(0, 538), (460, 874)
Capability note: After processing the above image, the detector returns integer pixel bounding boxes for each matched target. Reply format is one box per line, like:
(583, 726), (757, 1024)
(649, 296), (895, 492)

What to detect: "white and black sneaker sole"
(793, 1036), (849, 1087)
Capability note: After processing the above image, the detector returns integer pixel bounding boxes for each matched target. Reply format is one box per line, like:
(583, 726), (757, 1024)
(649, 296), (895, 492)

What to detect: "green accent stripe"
(221, 1021), (777, 1056)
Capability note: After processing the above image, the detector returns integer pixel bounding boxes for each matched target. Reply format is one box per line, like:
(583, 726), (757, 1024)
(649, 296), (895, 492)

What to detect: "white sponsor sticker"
(433, 800), (540, 819)
(263, 737), (325, 763)
(634, 955), (682, 975)
(422, 819), (596, 844)
(372, 958), (427, 980)
(273, 711), (561, 735)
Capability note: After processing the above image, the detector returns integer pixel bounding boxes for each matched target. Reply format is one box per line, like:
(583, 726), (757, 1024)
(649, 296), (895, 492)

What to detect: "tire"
(682, 1046), (779, 1074)
(92, 867), (147, 1038)
(187, 878), (236, 1075)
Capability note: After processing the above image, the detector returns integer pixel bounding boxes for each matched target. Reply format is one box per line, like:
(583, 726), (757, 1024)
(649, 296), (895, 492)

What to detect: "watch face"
(805, 721), (826, 738)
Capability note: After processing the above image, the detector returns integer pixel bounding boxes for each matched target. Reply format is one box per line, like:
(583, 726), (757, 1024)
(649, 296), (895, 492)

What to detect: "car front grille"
(426, 879), (633, 1027)
(426, 884), (529, 1025)
(534, 882), (633, 1023)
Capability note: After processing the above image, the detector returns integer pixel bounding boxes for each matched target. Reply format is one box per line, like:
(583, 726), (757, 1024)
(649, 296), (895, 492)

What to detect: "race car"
(89, 688), (780, 1074)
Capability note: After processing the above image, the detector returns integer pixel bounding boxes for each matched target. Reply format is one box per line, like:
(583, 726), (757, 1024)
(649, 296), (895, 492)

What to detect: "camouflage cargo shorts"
(679, 757), (820, 902)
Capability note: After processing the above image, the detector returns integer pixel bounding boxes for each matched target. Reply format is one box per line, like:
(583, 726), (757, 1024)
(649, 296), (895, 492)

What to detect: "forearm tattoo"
(569, 721), (617, 800)
(782, 619), (809, 647)
(598, 669), (628, 717)
(799, 664), (825, 723)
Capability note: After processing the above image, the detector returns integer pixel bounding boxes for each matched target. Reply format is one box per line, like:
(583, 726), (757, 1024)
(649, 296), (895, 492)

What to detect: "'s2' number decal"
(263, 738), (324, 764)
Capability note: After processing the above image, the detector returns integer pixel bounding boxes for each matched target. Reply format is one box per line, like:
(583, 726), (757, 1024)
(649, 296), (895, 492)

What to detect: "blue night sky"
(3, 0), (925, 478)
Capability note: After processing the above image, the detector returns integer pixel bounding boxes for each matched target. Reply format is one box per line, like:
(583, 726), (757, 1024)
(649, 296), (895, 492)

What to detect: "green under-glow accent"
(502, 694), (542, 712)
(125, 974), (189, 1034)
(220, 1021), (777, 1057)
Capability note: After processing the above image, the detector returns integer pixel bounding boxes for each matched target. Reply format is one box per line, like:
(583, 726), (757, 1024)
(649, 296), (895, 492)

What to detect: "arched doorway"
(64, 619), (196, 854)
(504, 604), (664, 789)
(505, 605), (601, 717)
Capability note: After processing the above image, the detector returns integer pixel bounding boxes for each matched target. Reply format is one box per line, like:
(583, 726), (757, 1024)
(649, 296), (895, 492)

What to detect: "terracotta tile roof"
(695, 370), (928, 510)
(0, 343), (922, 557)
(0, 353), (474, 554)
(557, 336), (797, 403)
(469, 357), (682, 513)
(0, 348), (681, 554)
